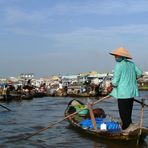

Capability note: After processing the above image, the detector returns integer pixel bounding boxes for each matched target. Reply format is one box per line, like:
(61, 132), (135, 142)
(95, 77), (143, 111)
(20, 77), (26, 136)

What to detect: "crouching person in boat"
(67, 99), (106, 121)
(107, 47), (142, 131)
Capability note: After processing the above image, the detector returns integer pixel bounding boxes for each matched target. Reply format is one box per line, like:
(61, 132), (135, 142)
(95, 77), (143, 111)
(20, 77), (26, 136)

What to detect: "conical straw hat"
(109, 47), (132, 59)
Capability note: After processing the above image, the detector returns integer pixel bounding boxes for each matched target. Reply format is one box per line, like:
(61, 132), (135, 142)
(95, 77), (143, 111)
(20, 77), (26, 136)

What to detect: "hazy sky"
(0, 0), (148, 77)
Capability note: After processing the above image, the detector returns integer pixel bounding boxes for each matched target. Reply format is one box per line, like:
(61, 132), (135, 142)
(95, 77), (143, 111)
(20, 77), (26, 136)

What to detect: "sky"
(0, 0), (148, 78)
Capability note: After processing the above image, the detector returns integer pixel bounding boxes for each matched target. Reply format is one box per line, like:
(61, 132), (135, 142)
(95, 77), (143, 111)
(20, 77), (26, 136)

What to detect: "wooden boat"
(0, 94), (20, 101)
(64, 99), (148, 142)
(21, 94), (33, 100)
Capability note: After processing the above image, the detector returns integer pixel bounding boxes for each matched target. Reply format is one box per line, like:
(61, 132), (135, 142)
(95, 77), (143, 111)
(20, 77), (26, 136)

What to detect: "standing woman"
(108, 47), (142, 130)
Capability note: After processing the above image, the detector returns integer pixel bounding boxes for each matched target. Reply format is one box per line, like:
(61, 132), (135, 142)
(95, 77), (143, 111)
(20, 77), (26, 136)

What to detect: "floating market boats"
(64, 99), (148, 142)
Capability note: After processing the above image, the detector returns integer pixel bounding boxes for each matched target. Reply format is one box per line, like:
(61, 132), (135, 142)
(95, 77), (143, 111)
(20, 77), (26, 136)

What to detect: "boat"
(21, 94), (33, 100)
(0, 94), (20, 101)
(64, 99), (148, 142)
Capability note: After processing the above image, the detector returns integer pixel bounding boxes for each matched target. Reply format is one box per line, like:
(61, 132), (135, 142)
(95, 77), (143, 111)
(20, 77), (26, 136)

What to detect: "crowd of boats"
(0, 71), (148, 101)
(0, 78), (110, 101)
(0, 72), (113, 101)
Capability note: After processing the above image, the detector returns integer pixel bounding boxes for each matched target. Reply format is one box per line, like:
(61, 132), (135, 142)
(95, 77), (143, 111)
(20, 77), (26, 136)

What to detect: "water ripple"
(0, 91), (148, 147)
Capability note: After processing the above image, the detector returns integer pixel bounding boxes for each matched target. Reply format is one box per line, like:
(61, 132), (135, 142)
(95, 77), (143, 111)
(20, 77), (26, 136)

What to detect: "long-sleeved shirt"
(110, 59), (142, 99)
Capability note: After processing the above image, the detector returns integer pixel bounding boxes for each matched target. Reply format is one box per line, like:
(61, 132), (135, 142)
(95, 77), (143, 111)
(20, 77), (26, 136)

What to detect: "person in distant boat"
(107, 47), (142, 130)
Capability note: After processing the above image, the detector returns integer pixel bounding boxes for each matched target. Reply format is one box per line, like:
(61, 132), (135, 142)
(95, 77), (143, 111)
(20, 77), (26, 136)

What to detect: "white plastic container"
(100, 123), (107, 130)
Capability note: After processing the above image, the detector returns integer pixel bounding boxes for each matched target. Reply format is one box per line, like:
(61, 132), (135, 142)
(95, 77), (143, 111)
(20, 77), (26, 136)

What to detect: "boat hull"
(65, 99), (148, 141)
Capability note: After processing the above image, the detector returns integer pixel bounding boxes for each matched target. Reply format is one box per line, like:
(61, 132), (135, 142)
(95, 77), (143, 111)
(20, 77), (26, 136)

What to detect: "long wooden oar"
(134, 99), (148, 107)
(23, 95), (110, 140)
(0, 104), (11, 111)
(137, 99), (145, 145)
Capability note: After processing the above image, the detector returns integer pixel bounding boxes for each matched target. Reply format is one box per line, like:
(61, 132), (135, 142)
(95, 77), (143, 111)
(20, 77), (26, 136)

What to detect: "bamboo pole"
(134, 99), (148, 107)
(0, 104), (11, 111)
(137, 99), (145, 145)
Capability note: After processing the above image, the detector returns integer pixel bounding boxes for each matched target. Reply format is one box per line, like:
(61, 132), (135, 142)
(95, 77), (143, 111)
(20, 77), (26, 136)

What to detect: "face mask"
(115, 57), (124, 62)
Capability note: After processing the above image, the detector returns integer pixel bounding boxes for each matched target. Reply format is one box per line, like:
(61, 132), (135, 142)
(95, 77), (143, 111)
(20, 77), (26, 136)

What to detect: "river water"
(0, 91), (148, 148)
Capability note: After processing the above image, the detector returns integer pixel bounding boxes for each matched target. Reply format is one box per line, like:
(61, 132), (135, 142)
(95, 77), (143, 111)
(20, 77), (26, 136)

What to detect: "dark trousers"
(118, 98), (134, 130)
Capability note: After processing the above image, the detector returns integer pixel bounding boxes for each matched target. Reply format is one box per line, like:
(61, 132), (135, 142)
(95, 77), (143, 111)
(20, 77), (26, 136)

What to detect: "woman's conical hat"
(109, 47), (132, 59)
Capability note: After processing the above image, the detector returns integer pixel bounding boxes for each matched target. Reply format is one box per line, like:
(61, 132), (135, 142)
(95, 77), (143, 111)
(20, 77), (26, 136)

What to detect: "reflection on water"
(0, 91), (148, 148)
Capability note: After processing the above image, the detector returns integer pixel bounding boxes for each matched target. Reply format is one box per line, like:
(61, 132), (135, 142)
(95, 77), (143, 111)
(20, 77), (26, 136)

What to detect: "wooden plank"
(87, 103), (97, 130)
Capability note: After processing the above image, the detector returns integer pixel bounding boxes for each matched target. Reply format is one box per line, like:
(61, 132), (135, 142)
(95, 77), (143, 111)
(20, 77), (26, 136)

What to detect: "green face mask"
(116, 57), (124, 62)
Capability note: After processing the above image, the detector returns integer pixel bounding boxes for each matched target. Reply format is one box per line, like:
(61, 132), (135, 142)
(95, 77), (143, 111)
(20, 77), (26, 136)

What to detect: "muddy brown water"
(0, 91), (148, 148)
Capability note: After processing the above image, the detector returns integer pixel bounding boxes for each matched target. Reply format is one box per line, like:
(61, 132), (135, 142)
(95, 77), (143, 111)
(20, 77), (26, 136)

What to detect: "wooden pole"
(23, 110), (79, 140)
(93, 95), (110, 105)
(88, 103), (97, 130)
(134, 99), (148, 107)
(137, 99), (145, 145)
(0, 104), (11, 111)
